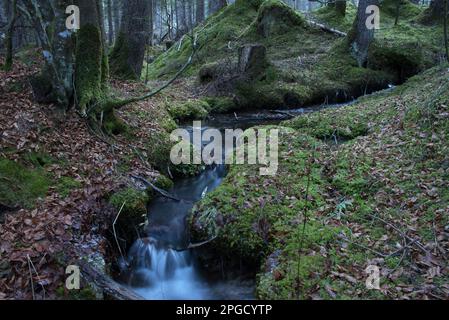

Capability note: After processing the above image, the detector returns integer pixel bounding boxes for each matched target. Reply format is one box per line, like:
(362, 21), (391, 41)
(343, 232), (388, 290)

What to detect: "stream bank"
(114, 82), (399, 300)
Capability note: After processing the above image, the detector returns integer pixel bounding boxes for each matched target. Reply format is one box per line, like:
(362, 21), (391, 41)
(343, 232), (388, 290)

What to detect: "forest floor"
(1, 0), (448, 300)
(191, 65), (449, 299)
(0, 53), (196, 299)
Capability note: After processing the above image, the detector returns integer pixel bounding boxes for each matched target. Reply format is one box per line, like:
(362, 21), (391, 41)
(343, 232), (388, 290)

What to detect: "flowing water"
(120, 90), (394, 300)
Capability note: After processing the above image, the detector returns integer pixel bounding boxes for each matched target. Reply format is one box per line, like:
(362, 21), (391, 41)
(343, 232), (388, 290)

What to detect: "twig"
(172, 235), (218, 252)
(113, 202), (127, 262)
(26, 254), (35, 300)
(368, 213), (429, 254)
(130, 174), (180, 201)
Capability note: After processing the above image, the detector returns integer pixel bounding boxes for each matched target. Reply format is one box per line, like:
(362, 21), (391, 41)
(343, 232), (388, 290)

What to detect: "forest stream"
(117, 90), (393, 300)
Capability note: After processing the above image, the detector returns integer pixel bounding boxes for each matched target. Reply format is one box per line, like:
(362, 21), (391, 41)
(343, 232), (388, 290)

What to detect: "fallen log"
(78, 260), (144, 300)
(307, 20), (347, 37)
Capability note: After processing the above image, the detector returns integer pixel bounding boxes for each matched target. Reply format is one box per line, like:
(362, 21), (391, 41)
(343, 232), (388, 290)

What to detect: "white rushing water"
(127, 239), (211, 300)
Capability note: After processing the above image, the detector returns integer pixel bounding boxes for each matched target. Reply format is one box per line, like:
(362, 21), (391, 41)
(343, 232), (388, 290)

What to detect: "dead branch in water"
(130, 174), (181, 202)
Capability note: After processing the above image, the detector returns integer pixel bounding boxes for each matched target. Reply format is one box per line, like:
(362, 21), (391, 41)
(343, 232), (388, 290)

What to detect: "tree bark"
(208, 0), (227, 15)
(445, 0), (449, 63)
(107, 0), (114, 45)
(422, 0), (447, 23)
(110, 0), (151, 79)
(3, 0), (18, 71)
(348, 0), (378, 67)
(75, 0), (108, 114)
(196, 0), (205, 25)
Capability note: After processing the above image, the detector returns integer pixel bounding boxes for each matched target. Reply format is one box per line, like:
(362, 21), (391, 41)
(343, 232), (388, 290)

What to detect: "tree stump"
(238, 44), (268, 79)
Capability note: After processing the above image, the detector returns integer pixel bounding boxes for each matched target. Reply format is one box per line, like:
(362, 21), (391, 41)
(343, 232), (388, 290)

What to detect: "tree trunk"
(107, 0), (114, 45)
(24, 0), (74, 107)
(196, 0), (205, 25)
(348, 0), (378, 67)
(208, 0), (227, 15)
(422, 0), (447, 23)
(3, 0), (17, 71)
(110, 0), (151, 79)
(445, 0), (449, 63)
(335, 0), (347, 17)
(75, 0), (108, 114)
(113, 0), (121, 37)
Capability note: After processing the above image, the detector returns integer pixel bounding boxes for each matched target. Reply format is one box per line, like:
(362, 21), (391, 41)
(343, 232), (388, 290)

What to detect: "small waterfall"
(125, 238), (210, 300)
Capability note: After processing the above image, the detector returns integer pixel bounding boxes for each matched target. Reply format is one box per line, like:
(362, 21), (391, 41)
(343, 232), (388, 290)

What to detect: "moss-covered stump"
(238, 44), (269, 79)
(256, 0), (305, 38)
(109, 187), (150, 247)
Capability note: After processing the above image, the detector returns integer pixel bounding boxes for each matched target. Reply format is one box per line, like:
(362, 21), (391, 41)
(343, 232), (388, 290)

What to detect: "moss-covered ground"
(145, 0), (444, 113)
(190, 65), (449, 299)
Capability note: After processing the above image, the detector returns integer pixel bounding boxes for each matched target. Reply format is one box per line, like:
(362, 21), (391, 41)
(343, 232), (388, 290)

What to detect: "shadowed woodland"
(0, 0), (448, 300)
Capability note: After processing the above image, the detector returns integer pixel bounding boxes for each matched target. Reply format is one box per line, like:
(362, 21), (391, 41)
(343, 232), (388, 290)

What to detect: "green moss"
(0, 158), (51, 209)
(190, 66), (449, 299)
(56, 176), (82, 198)
(256, 0), (305, 37)
(110, 32), (136, 80)
(167, 99), (210, 122)
(109, 187), (150, 216)
(204, 96), (238, 113)
(103, 109), (129, 135)
(75, 24), (105, 115)
(153, 175), (174, 191)
(198, 62), (221, 83)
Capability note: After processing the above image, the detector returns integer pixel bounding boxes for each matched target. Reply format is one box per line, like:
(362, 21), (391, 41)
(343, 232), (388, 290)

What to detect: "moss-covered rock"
(204, 96), (238, 113)
(153, 175), (174, 191)
(109, 187), (150, 246)
(167, 99), (210, 122)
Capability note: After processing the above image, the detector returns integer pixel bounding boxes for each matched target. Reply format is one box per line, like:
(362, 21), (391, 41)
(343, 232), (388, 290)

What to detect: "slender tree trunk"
(113, 0), (121, 37)
(394, 0), (401, 26)
(110, 0), (151, 79)
(4, 0), (18, 71)
(196, 0), (205, 25)
(107, 0), (114, 44)
(348, 0), (378, 67)
(445, 0), (449, 62)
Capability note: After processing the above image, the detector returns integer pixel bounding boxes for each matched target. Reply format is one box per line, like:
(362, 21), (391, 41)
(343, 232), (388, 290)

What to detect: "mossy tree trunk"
(110, 0), (151, 80)
(335, 0), (347, 17)
(74, 0), (109, 116)
(3, 0), (18, 71)
(348, 0), (379, 67)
